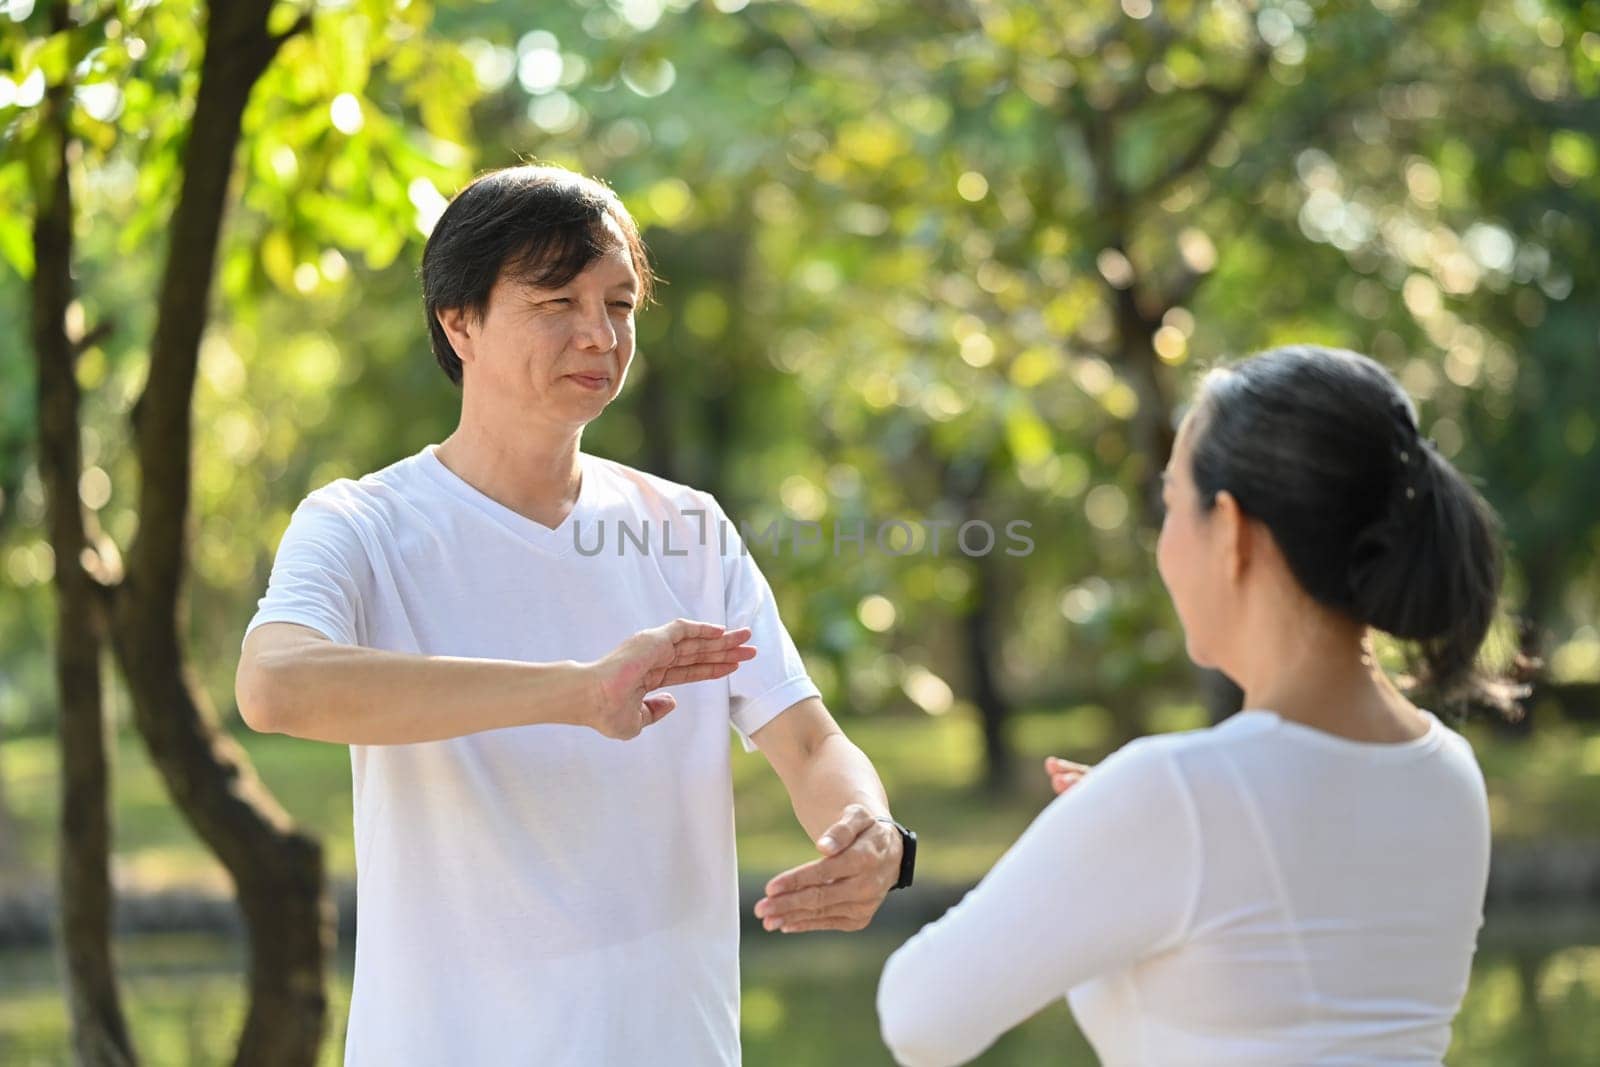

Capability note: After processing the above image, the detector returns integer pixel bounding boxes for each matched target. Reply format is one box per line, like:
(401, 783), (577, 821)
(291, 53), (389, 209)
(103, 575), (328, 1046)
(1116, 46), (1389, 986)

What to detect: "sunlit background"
(3, 0), (1599, 1062)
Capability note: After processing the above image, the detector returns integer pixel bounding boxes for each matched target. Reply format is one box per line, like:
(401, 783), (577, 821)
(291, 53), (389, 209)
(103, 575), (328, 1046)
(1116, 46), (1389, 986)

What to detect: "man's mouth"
(568, 374), (611, 391)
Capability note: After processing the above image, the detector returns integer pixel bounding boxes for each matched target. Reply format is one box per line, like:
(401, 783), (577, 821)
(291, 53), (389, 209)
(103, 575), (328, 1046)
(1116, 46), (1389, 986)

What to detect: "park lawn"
(2, 928), (1598, 1066)
(3, 705), (1600, 894)
(4, 708), (1600, 1066)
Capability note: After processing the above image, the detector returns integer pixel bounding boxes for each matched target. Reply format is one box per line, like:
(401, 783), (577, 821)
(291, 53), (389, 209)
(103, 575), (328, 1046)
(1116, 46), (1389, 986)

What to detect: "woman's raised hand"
(1044, 756), (1092, 796)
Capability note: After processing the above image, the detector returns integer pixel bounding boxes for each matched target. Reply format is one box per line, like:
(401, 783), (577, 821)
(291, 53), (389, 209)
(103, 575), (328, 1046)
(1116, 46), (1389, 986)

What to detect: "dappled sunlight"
(4, 0), (1598, 1061)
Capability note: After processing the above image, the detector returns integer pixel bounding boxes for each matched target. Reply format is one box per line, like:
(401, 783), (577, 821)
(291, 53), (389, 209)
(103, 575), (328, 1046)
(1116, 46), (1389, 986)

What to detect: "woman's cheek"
(1155, 516), (1177, 593)
(1158, 519), (1203, 661)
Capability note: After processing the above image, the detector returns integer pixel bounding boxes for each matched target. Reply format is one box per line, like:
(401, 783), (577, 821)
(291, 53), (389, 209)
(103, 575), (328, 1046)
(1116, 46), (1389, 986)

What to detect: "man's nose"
(574, 302), (617, 352)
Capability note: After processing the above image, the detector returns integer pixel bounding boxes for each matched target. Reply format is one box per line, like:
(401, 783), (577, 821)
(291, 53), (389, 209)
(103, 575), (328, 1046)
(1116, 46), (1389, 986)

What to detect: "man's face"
(449, 216), (641, 430)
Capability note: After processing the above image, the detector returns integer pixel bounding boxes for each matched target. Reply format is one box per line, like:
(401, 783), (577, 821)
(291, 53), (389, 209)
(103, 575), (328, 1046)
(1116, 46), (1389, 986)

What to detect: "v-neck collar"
(417, 444), (593, 558)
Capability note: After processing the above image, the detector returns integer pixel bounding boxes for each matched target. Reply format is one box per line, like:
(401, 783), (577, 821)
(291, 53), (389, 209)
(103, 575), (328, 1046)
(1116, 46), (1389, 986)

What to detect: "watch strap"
(876, 816), (917, 891)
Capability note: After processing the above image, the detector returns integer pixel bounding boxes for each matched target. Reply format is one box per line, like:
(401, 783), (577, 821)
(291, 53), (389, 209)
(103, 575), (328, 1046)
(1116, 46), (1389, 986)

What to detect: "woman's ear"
(436, 306), (475, 367)
(1211, 490), (1252, 583)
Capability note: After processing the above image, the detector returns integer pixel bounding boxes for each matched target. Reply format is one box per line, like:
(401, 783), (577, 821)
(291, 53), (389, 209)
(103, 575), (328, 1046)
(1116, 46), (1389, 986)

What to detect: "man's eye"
(610, 301), (634, 310)
(544, 298), (572, 306)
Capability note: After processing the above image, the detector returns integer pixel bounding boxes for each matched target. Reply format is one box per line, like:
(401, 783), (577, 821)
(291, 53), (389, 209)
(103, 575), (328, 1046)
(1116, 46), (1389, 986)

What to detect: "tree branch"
(1107, 16), (1181, 116)
(1133, 45), (1272, 205)
(127, 0), (298, 611)
(30, 3), (137, 1062)
(271, 10), (314, 50)
(72, 318), (115, 356)
(109, 0), (332, 1062)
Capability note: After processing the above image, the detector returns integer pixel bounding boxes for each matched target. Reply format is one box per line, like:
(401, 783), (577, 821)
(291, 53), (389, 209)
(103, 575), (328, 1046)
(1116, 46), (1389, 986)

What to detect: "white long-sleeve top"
(877, 709), (1490, 1066)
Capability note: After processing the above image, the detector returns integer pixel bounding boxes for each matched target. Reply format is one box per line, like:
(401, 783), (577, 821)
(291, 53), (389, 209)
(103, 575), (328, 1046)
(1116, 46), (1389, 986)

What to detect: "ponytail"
(1346, 432), (1505, 709)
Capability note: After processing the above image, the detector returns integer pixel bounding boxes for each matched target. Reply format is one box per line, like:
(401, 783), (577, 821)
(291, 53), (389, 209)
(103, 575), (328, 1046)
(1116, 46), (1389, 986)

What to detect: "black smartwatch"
(876, 817), (917, 891)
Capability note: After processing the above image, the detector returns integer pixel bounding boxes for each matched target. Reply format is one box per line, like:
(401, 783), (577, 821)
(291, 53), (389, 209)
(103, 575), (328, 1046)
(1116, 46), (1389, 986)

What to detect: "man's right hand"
(585, 619), (756, 739)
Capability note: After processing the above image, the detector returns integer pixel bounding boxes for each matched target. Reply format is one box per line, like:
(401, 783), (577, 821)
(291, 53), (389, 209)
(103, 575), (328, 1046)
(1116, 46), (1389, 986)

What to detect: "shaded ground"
(2, 706), (1599, 1063)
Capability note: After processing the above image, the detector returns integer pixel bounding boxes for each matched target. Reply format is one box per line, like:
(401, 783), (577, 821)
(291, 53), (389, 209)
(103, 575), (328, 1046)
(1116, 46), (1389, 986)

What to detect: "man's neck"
(434, 418), (584, 531)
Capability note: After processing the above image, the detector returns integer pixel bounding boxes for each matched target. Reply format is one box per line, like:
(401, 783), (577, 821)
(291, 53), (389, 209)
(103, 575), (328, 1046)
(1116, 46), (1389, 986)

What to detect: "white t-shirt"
(877, 709), (1490, 1066)
(245, 445), (819, 1066)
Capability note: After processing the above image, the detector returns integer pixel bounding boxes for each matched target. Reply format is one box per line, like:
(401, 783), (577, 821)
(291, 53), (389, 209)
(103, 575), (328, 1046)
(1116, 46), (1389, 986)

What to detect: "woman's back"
(1072, 710), (1489, 1064)
(879, 347), (1511, 1066)
(877, 711), (1490, 1067)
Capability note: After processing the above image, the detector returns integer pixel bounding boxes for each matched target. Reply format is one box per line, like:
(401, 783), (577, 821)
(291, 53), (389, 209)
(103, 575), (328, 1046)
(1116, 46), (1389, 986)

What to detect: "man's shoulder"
(584, 454), (719, 514)
(298, 448), (432, 523)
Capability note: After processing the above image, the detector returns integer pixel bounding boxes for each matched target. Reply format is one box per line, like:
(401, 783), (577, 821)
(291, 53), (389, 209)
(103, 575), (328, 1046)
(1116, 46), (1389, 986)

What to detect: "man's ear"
(436, 306), (475, 367)
(1212, 490), (1252, 583)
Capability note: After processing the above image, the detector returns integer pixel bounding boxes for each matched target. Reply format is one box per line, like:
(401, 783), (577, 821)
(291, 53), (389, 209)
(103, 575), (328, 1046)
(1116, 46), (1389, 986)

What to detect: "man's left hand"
(754, 803), (901, 933)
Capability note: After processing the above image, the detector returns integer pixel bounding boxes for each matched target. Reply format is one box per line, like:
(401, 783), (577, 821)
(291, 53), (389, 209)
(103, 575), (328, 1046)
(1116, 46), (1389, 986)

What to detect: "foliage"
(1, 0), (1595, 739)
(3, 1), (1596, 1060)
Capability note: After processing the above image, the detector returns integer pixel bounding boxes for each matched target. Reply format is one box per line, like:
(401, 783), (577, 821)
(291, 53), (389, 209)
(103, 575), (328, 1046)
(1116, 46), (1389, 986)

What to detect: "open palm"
(588, 619), (756, 739)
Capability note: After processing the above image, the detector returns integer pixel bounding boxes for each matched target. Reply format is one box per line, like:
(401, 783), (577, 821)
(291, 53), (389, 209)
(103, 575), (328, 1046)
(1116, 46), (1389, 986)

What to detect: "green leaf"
(31, 32), (72, 85)
(1004, 402), (1053, 466)
(0, 208), (34, 279)
(259, 228), (297, 291)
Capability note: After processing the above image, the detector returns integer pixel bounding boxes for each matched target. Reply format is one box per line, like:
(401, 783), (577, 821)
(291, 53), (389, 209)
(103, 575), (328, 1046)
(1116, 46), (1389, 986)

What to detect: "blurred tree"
(555, 0), (1596, 773)
(157, 0), (1593, 785)
(5, 0), (477, 1060)
(1, 0), (1593, 959)
(25, 2), (134, 1057)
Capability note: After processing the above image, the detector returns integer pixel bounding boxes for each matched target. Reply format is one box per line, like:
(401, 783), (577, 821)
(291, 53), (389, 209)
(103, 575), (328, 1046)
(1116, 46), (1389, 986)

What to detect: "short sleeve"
(708, 495), (820, 750)
(877, 736), (1203, 1067)
(244, 490), (372, 649)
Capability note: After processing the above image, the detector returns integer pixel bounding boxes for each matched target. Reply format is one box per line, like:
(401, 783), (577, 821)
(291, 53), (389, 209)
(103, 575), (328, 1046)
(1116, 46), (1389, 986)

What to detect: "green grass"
(2, 929), (1598, 1065)
(0, 726), (358, 893)
(0, 934), (351, 1067)
(0, 706), (1115, 891)
(1463, 719), (1600, 841)
(5, 705), (1600, 1062)
(4, 706), (1600, 895)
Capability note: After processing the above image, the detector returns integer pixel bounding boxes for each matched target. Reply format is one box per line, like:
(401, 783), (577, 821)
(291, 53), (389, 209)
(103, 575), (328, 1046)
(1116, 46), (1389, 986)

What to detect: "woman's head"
(1156, 344), (1508, 711)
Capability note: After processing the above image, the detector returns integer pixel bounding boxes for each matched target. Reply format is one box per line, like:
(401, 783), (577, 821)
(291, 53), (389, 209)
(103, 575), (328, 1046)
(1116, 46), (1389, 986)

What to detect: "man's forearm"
(752, 701), (904, 932)
(240, 637), (591, 745)
(782, 730), (893, 842)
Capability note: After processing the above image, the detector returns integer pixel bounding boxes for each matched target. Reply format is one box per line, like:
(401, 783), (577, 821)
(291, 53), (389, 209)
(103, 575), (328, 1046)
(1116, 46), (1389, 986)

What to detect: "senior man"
(235, 165), (916, 1065)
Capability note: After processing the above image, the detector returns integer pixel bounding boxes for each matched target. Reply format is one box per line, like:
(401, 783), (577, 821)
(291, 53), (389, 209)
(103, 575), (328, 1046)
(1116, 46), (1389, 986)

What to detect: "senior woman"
(877, 345), (1509, 1065)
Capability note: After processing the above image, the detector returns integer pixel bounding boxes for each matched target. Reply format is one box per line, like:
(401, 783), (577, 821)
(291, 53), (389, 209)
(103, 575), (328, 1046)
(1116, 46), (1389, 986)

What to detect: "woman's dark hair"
(420, 165), (656, 385)
(1187, 344), (1518, 716)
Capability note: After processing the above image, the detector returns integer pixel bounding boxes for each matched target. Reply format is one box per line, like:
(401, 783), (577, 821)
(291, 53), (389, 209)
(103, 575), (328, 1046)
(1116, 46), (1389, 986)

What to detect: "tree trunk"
(108, 628), (332, 1066)
(109, 2), (331, 1064)
(949, 467), (1016, 793)
(1109, 281), (1178, 518)
(964, 559), (1017, 794)
(30, 10), (137, 1058)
